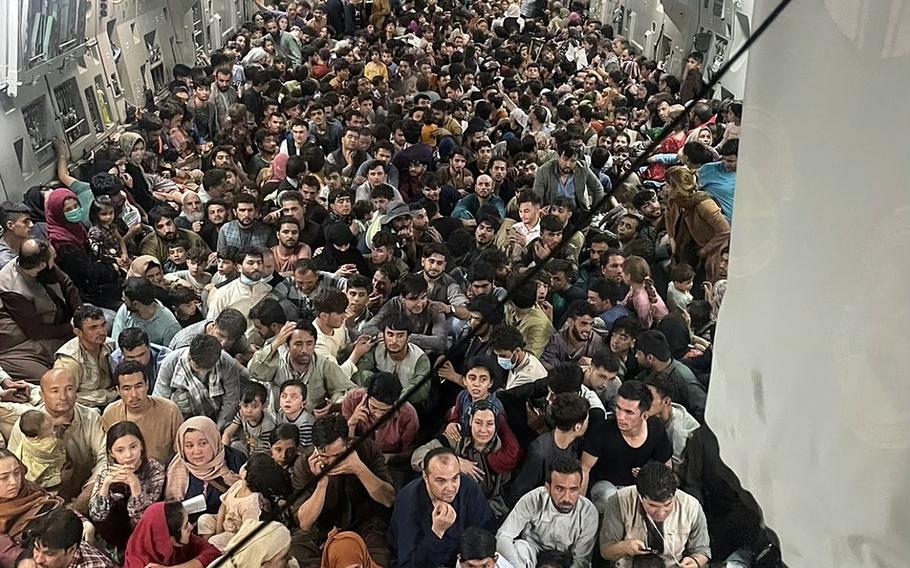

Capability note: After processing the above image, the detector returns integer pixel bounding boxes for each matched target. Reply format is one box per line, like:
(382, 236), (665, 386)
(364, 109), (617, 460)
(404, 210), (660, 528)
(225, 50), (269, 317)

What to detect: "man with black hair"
(111, 277), (182, 346)
(139, 205), (210, 263)
(497, 456), (598, 568)
(504, 279), (555, 358)
(27, 508), (116, 568)
(217, 193), (276, 251)
(680, 52), (706, 104)
(581, 350), (623, 411)
(541, 300), (608, 370)
(420, 243), (469, 319)
(600, 461), (711, 568)
(532, 144), (603, 214)
(0, 202), (33, 269)
(110, 327), (172, 392)
(290, 413), (394, 566)
(546, 261), (587, 329)
(580, 380), (672, 514)
(102, 360), (182, 464)
(698, 139), (738, 222)
(609, 316), (641, 379)
(644, 375), (700, 469)
(153, 334), (245, 428)
(440, 293), (504, 385)
(206, 246), (272, 323)
(458, 527), (513, 568)
(490, 324), (548, 390)
(587, 277), (632, 329)
(353, 314), (432, 406)
(54, 305), (116, 408)
(509, 393), (589, 504)
(341, 370), (419, 459)
(389, 447), (495, 568)
(249, 297), (289, 342)
(362, 274), (449, 354)
(577, 233), (612, 288)
(635, 330), (706, 422)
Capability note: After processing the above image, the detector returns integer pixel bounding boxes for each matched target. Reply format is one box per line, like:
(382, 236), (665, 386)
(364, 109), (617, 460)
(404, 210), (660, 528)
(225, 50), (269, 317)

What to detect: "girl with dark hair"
(88, 421), (166, 554)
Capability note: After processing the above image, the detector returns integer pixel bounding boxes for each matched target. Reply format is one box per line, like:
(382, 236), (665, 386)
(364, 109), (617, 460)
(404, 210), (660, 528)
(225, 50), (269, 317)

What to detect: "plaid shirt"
(66, 542), (117, 568)
(216, 220), (276, 251)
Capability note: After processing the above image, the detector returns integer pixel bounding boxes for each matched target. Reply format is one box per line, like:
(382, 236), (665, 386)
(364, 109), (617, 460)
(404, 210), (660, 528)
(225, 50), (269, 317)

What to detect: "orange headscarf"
(320, 529), (381, 568)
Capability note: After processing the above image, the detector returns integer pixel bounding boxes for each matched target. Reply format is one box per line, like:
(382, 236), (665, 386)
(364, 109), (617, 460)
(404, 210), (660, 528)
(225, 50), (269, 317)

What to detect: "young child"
(163, 241), (189, 273)
(446, 359), (504, 436)
(221, 382), (276, 456)
(209, 245), (241, 289)
(200, 453), (291, 551)
(667, 263), (695, 314)
(87, 196), (129, 268)
(276, 380), (314, 447)
(351, 199), (374, 236)
(169, 286), (205, 328)
(268, 424), (301, 473)
(165, 247), (212, 294)
(18, 410), (66, 490)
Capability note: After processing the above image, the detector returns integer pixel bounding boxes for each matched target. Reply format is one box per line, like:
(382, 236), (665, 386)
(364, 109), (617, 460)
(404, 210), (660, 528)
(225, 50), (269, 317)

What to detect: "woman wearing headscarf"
(664, 166), (731, 284)
(321, 528), (381, 568)
(0, 449), (64, 568)
(124, 501), (220, 568)
(22, 186), (50, 239)
(127, 255), (174, 305)
(213, 519), (293, 568)
(119, 132), (181, 209)
(410, 400), (521, 517)
(312, 223), (369, 276)
(44, 188), (122, 309)
(165, 417), (246, 520)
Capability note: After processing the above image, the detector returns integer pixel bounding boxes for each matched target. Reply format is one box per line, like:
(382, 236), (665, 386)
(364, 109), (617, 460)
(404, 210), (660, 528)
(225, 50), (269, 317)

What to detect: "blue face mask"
(239, 274), (261, 286)
(497, 355), (515, 371)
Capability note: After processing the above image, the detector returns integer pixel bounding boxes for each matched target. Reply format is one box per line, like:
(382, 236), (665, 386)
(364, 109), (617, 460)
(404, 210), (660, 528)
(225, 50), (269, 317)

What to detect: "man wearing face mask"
(206, 247), (272, 326)
(600, 461), (710, 568)
(489, 325), (547, 391)
(0, 239), (82, 382)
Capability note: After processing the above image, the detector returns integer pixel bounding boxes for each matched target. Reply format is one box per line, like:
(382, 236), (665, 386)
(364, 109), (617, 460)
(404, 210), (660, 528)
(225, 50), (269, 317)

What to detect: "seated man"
(362, 274), (449, 354)
(644, 375), (700, 469)
(9, 368), (107, 506)
(508, 393), (589, 505)
(110, 327), (172, 393)
(503, 280), (555, 358)
(102, 360), (183, 465)
(153, 334), (244, 429)
(206, 246), (273, 322)
(635, 330), (706, 423)
(541, 301), (608, 371)
(248, 319), (356, 415)
(169, 308), (250, 359)
(24, 508), (117, 568)
(111, 277), (182, 347)
(458, 527), (515, 568)
(389, 447), (495, 568)
(291, 414), (395, 567)
(351, 315), (432, 409)
(490, 325), (548, 390)
(54, 305), (117, 409)
(581, 380), (672, 514)
(341, 371), (419, 462)
(496, 457), (598, 568)
(600, 462), (711, 568)
(587, 277), (632, 330)
(581, 350), (623, 412)
(270, 258), (348, 321)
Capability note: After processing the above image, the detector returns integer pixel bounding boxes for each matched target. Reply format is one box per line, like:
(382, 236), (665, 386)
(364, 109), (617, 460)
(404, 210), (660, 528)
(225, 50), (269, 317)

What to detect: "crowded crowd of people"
(0, 0), (760, 566)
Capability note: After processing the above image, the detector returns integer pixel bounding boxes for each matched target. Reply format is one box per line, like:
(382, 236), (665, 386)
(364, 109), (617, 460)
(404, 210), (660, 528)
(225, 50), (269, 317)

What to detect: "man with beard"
(138, 205), (210, 264)
(270, 258), (348, 321)
(419, 243), (468, 320)
(615, 213), (654, 264)
(452, 175), (506, 227)
(210, 65), (239, 132)
(264, 14), (302, 67)
(462, 215), (500, 266)
(174, 191), (204, 232)
(271, 216), (311, 276)
(217, 192), (276, 251)
(430, 99), (463, 138)
(110, 277), (182, 347)
(496, 457), (598, 568)
(541, 300), (608, 370)
(389, 448), (495, 568)
(206, 246), (272, 325)
(352, 314), (432, 406)
(532, 144), (603, 214)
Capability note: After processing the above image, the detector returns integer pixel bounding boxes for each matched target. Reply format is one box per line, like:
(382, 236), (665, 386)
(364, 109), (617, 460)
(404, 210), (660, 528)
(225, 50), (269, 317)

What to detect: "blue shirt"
(698, 162), (736, 222)
(556, 174), (576, 200)
(389, 475), (495, 568)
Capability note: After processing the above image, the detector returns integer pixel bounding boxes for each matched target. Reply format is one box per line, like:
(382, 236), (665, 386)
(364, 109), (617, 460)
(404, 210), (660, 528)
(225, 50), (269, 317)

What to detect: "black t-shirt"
(583, 416), (672, 487)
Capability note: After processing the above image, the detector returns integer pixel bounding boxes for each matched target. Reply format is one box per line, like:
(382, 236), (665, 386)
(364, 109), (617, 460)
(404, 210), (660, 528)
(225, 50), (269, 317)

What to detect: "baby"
(18, 410), (66, 489)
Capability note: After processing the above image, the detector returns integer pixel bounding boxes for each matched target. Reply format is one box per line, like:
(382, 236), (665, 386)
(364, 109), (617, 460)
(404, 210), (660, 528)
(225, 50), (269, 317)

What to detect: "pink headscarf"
(44, 188), (87, 249)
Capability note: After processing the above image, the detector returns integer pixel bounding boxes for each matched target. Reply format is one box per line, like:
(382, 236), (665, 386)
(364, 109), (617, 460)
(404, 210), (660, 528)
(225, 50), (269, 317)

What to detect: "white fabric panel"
(707, 0), (910, 566)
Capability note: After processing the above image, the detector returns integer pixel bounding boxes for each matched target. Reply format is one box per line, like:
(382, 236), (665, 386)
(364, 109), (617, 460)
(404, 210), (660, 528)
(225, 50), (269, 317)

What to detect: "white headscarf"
(215, 520), (291, 567)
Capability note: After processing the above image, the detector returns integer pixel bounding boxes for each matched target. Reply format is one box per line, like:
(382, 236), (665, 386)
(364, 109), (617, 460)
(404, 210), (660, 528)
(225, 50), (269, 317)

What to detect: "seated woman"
(128, 255), (177, 306)
(165, 417), (245, 521)
(44, 188), (122, 310)
(213, 519), (292, 568)
(411, 400), (522, 517)
(0, 449), (64, 567)
(123, 501), (220, 568)
(321, 528), (382, 568)
(88, 421), (166, 555)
